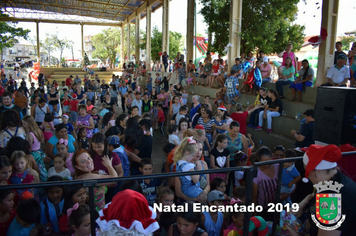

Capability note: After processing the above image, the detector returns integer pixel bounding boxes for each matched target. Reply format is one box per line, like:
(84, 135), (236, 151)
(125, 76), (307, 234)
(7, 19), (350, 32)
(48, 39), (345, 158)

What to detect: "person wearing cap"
(289, 59), (314, 102)
(201, 190), (225, 236)
(321, 54), (350, 87)
(286, 144), (356, 236)
(260, 56), (271, 83)
(107, 135), (130, 177)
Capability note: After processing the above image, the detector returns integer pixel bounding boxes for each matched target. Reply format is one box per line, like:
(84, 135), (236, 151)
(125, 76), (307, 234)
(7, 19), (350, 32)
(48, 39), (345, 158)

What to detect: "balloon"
(273, 61), (281, 67)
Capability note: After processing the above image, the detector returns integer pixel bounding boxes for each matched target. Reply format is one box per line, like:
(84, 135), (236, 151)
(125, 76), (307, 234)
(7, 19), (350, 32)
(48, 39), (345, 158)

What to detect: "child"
(168, 124), (180, 146)
(234, 151), (247, 187)
(131, 77), (137, 91)
(168, 203), (207, 236)
(7, 198), (41, 236)
(214, 87), (226, 107)
(30, 82), (36, 96)
(211, 177), (231, 201)
(195, 128), (211, 163)
(52, 104), (60, 125)
(139, 158), (163, 206)
(68, 204), (91, 236)
(157, 103), (165, 135)
(10, 151), (39, 200)
(102, 111), (115, 130)
(90, 107), (101, 134)
(99, 103), (109, 118)
(86, 87), (95, 105)
(47, 153), (71, 179)
(155, 72), (161, 93)
(125, 91), (133, 114)
(77, 127), (90, 151)
(224, 69), (241, 114)
(107, 135), (130, 177)
(186, 71), (195, 89)
(281, 149), (301, 204)
(213, 113), (227, 135)
(62, 114), (76, 139)
(210, 134), (230, 182)
(155, 187), (176, 235)
(201, 190), (225, 236)
(69, 93), (79, 124)
(174, 137), (202, 198)
(232, 186), (246, 203)
(57, 139), (75, 175)
(181, 88), (188, 105)
(0, 190), (16, 235)
(40, 176), (65, 234)
(40, 113), (54, 144)
(175, 105), (188, 125)
(86, 99), (94, 113)
(110, 84), (118, 105)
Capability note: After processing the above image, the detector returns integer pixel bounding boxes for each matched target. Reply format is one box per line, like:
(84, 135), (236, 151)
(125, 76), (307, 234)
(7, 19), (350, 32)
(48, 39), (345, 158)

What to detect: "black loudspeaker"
(314, 87), (356, 145)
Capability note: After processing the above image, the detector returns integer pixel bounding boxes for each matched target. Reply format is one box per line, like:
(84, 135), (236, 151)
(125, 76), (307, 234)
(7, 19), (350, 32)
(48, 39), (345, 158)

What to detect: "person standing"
(162, 51), (169, 72)
(118, 81), (128, 113)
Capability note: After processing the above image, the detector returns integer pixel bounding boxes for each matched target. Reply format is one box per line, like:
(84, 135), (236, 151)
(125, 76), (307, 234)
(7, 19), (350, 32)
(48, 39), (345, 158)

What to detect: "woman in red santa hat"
(96, 189), (160, 236)
(285, 144), (356, 236)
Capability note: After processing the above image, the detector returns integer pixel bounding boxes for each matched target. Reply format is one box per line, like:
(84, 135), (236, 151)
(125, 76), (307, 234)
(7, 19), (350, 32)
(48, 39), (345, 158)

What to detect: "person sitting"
(289, 59), (314, 102)
(291, 109), (315, 148)
(276, 56), (295, 98)
(260, 56), (272, 83)
(321, 54), (350, 87)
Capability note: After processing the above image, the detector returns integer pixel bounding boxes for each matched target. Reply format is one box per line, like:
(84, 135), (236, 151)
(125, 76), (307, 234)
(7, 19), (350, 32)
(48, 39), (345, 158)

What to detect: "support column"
(146, 5), (152, 71)
(315, 0), (339, 86)
(121, 26), (125, 63)
(186, 0), (195, 63)
(135, 14), (140, 65)
(81, 23), (84, 59)
(228, 0), (242, 72)
(36, 20), (40, 64)
(162, 0), (169, 55)
(127, 23), (131, 62)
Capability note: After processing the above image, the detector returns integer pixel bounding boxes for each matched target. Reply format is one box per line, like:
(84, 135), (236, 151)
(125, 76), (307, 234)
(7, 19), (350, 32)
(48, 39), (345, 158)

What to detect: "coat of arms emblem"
(311, 180), (346, 230)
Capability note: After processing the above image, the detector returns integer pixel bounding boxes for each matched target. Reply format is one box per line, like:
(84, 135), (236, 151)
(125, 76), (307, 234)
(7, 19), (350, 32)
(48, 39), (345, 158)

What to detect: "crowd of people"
(0, 41), (355, 236)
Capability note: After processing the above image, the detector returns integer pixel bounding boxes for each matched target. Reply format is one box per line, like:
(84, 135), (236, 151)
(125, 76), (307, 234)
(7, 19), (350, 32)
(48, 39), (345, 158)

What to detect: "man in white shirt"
(322, 54), (350, 86)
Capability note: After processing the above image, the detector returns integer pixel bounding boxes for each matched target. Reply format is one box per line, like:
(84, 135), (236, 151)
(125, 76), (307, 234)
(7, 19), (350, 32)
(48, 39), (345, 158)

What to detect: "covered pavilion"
(0, 0), (341, 85)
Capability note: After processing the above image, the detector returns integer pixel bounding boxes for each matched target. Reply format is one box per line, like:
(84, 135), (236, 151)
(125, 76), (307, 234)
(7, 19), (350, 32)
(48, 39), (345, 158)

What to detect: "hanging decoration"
(223, 43), (233, 53)
(303, 28), (328, 49)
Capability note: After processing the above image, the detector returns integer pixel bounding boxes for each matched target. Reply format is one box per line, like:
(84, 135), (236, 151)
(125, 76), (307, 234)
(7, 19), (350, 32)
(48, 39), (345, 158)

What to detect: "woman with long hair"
(275, 56), (295, 98)
(289, 59), (314, 102)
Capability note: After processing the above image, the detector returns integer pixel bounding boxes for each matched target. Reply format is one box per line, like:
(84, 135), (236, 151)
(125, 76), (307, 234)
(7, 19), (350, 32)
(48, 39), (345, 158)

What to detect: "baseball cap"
(107, 135), (120, 145)
(263, 56), (268, 63)
(207, 190), (225, 202)
(337, 54), (346, 60)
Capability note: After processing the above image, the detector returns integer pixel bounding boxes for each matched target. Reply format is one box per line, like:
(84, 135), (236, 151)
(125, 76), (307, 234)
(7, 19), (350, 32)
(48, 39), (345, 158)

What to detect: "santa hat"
(96, 189), (159, 234)
(71, 93), (77, 99)
(218, 105), (227, 111)
(302, 144), (341, 183)
(194, 125), (205, 130)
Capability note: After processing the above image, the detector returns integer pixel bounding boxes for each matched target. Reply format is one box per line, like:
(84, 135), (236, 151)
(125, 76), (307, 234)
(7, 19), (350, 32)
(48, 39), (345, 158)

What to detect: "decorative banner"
(303, 28), (328, 49)
(223, 43), (233, 53)
(158, 52), (163, 56)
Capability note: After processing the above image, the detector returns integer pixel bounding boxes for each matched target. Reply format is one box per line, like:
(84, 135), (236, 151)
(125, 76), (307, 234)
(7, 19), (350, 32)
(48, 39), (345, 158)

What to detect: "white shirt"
(47, 167), (71, 179)
(177, 160), (195, 181)
(326, 65), (350, 84)
(169, 134), (180, 145)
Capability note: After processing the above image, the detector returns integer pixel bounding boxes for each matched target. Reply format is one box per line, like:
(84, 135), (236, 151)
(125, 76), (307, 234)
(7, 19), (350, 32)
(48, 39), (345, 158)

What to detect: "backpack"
(113, 147), (130, 176)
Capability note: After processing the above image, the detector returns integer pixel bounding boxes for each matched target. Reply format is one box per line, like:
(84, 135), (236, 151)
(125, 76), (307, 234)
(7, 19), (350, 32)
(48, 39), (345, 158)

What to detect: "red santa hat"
(96, 189), (159, 234)
(302, 144), (342, 183)
(194, 125), (205, 130)
(218, 105), (227, 111)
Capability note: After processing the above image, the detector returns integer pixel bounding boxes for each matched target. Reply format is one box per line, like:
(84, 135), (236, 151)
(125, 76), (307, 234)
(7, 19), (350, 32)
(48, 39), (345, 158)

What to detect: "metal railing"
(1, 151), (355, 236)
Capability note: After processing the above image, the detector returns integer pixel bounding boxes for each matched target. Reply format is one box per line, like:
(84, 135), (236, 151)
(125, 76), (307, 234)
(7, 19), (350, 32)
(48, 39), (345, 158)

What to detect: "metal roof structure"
(1, 0), (162, 25)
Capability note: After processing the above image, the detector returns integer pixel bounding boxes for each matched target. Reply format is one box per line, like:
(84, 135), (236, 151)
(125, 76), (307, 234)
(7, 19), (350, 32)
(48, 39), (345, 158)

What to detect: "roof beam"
(124, 0), (157, 25)
(0, 17), (122, 27)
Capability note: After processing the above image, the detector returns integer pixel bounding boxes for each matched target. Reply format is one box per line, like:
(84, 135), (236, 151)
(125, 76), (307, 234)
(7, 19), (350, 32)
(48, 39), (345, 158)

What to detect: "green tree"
(199, 0), (305, 56)
(41, 35), (55, 66)
(51, 32), (73, 66)
(0, 11), (30, 60)
(141, 26), (184, 62)
(339, 35), (356, 51)
(92, 27), (120, 67)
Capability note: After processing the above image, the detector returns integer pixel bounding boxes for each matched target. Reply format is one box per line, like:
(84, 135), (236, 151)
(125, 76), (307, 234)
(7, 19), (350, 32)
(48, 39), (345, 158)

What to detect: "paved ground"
(4, 67), (167, 174)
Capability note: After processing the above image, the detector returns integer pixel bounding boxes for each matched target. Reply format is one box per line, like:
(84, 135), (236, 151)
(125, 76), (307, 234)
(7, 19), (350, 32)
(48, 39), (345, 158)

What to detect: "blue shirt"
(140, 178), (162, 206)
(282, 165), (300, 186)
(7, 218), (35, 236)
(119, 86), (128, 95)
(224, 76), (239, 97)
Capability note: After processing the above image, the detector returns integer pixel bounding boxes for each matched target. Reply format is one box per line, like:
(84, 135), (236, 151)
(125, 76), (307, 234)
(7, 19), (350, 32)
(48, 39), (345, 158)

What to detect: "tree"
(92, 27), (120, 67)
(41, 35), (55, 66)
(141, 26), (184, 62)
(199, 0), (305, 56)
(0, 11), (30, 60)
(339, 35), (356, 51)
(51, 32), (73, 66)
(27, 36), (38, 57)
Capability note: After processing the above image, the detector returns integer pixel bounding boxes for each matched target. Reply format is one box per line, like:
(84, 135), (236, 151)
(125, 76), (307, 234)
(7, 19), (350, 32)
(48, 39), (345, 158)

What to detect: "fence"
(1, 151), (355, 236)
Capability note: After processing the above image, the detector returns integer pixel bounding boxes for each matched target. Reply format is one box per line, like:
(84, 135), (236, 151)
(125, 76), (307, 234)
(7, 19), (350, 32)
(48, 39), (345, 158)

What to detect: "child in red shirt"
(69, 93), (79, 124)
(157, 103), (165, 135)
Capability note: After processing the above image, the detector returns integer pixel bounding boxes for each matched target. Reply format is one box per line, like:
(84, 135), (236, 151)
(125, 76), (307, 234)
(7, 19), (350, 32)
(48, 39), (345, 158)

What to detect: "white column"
(127, 23), (131, 61)
(81, 23), (84, 59)
(36, 20), (40, 63)
(135, 14), (140, 65)
(186, 0), (195, 63)
(162, 0), (169, 54)
(228, 0), (242, 72)
(121, 26), (125, 63)
(146, 5), (152, 71)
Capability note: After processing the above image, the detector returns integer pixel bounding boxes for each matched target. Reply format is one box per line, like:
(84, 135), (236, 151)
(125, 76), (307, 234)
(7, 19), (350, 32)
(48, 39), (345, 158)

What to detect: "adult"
(321, 54), (350, 87)
(260, 56), (271, 83)
(115, 113), (128, 141)
(286, 145), (356, 236)
(157, 89), (169, 115)
(278, 43), (297, 70)
(230, 103), (261, 136)
(276, 56), (295, 98)
(0, 91), (23, 119)
(14, 89), (28, 116)
(74, 85), (87, 105)
(103, 93), (116, 114)
(334, 41), (346, 65)
(118, 81), (128, 113)
(100, 80), (110, 103)
(73, 75), (81, 85)
(200, 58), (212, 86)
(189, 95), (201, 120)
(47, 84), (59, 112)
(289, 59), (314, 102)
(46, 123), (77, 160)
(256, 89), (282, 134)
(252, 147), (279, 221)
(31, 98), (50, 126)
(162, 51), (169, 72)
(0, 109), (26, 148)
(177, 62), (186, 84)
(291, 109), (315, 148)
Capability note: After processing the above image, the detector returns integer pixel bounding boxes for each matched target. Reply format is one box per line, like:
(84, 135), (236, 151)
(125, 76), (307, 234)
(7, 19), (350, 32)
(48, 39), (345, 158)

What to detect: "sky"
(15, 0), (356, 59)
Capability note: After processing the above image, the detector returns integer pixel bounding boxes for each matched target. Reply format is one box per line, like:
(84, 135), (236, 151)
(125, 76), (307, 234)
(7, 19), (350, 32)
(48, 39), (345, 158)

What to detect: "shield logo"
(316, 193), (342, 225)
